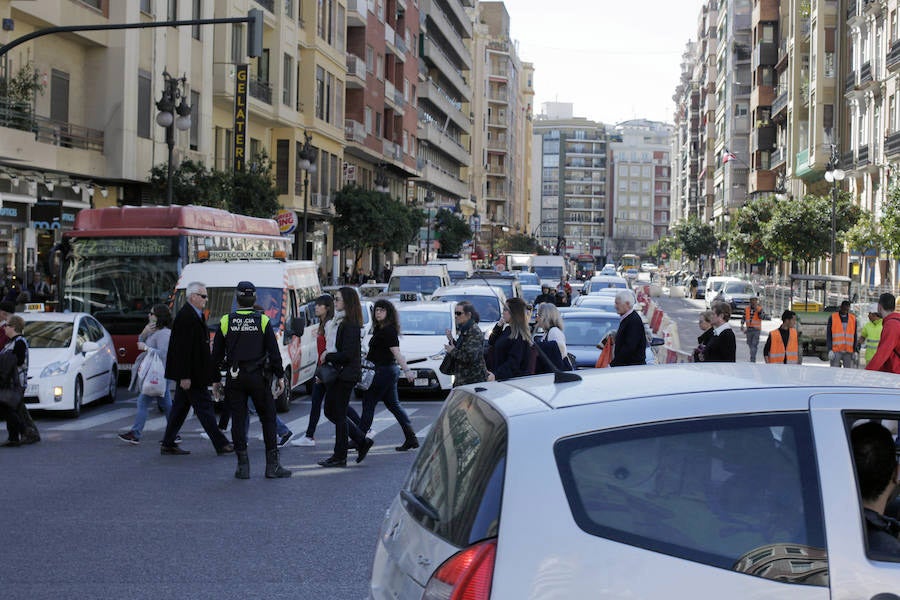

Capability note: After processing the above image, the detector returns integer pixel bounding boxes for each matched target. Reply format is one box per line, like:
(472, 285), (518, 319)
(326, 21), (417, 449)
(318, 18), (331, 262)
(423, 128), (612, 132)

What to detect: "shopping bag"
(595, 338), (614, 368)
(140, 351), (166, 397)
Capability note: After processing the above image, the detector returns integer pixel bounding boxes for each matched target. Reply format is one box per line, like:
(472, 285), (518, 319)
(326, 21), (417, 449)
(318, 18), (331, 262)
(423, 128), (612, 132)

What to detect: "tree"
(332, 185), (424, 269)
(432, 209), (472, 255)
(673, 217), (718, 261)
(647, 235), (680, 263)
(229, 152), (280, 218)
(728, 195), (777, 265)
(765, 192), (862, 267)
(843, 210), (884, 257)
(504, 233), (547, 255)
(881, 183), (900, 258)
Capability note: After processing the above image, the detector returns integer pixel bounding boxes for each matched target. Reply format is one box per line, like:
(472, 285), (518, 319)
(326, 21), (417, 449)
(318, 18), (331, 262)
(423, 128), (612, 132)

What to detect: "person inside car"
(852, 421), (900, 557)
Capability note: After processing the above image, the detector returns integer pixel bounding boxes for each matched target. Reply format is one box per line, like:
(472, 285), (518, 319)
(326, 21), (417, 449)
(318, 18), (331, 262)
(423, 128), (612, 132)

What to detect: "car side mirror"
(81, 341), (100, 354)
(287, 316), (305, 337)
(650, 337), (665, 347)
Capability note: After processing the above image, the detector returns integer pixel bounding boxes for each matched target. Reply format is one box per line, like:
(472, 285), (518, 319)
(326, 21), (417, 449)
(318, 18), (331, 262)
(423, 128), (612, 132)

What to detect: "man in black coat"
(610, 290), (647, 367)
(160, 281), (233, 456)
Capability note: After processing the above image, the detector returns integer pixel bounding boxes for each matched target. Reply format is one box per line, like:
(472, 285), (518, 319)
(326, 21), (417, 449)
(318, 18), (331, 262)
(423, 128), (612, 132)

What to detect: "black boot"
(235, 450), (250, 479)
(395, 425), (419, 452)
(265, 449), (292, 478)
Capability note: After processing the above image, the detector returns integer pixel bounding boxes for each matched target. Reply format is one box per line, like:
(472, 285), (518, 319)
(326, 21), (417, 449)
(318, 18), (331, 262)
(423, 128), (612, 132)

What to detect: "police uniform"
(211, 281), (289, 479)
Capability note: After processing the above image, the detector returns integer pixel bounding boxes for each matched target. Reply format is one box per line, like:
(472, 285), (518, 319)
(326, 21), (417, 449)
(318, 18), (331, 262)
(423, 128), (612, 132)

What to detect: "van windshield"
(388, 276), (442, 295)
(533, 266), (563, 280)
(173, 287), (284, 330)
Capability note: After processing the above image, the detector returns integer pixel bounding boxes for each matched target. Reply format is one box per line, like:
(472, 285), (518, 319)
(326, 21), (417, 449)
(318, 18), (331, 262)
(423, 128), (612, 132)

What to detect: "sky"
(506, 0), (708, 125)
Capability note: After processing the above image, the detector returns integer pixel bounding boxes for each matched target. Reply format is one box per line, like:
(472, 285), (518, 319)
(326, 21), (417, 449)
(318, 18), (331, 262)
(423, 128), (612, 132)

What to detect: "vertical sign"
(233, 64), (248, 171)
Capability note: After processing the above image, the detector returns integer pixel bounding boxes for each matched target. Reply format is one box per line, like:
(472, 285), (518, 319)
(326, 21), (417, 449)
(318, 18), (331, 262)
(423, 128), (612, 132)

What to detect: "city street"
(0, 389), (446, 600)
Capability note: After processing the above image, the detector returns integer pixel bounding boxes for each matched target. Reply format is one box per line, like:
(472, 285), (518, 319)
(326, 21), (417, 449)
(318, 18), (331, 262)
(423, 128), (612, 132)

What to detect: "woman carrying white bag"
(117, 305), (173, 445)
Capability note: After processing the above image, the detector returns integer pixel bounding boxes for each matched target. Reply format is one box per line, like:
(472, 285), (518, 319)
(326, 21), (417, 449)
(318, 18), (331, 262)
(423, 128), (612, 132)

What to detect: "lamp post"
(155, 71), (191, 206)
(424, 188), (435, 264)
(298, 131), (317, 260)
(824, 144), (845, 275)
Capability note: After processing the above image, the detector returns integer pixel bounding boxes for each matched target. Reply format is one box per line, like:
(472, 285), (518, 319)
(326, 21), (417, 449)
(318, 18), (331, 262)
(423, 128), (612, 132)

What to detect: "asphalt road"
(0, 389), (447, 600)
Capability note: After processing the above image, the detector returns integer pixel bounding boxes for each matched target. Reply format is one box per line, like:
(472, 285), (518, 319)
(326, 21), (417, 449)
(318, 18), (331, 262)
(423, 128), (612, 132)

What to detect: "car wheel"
(67, 377), (84, 419)
(100, 366), (118, 404)
(275, 369), (292, 413)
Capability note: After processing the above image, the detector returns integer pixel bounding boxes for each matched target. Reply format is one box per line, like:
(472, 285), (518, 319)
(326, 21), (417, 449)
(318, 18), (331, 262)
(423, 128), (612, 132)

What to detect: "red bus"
(574, 254), (596, 280)
(57, 205), (291, 374)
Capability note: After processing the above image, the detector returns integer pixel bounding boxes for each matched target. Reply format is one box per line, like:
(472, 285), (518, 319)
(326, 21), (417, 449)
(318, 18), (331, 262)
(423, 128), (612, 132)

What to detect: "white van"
(387, 264), (450, 299)
(531, 255), (569, 288)
(428, 258), (474, 283)
(174, 260), (321, 412)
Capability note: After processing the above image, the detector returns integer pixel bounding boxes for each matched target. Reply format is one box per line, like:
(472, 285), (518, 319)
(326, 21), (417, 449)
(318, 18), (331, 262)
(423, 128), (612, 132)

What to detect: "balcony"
(844, 71), (856, 93)
(886, 131), (900, 157)
(859, 61), (873, 85)
(858, 144), (869, 165)
(888, 40), (900, 71)
(770, 147), (785, 168)
(487, 116), (507, 129)
(421, 0), (472, 40)
(751, 84), (774, 109)
(394, 32), (408, 55)
(345, 119), (366, 143)
(383, 138), (402, 161)
(752, 42), (778, 68)
(422, 3), (471, 70)
(384, 80), (404, 114)
(772, 87), (788, 118)
(488, 89), (508, 103)
(486, 163), (507, 177)
(749, 170), (776, 193)
(420, 37), (471, 98)
(384, 23), (403, 58)
(346, 0), (366, 26)
(420, 120), (469, 165)
(249, 79), (272, 104)
(752, 123), (776, 150)
(752, 0), (779, 22)
(420, 161), (468, 198)
(346, 54), (366, 88)
(0, 99), (105, 152)
(419, 79), (470, 134)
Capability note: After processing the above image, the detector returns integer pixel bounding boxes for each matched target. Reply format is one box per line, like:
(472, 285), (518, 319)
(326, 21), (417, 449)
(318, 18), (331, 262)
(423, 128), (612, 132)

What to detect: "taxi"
(20, 304), (118, 418)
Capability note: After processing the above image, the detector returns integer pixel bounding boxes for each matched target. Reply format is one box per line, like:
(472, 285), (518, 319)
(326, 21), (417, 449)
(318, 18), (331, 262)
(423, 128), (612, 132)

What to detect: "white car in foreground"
(370, 364), (900, 599)
(391, 302), (456, 394)
(22, 311), (118, 417)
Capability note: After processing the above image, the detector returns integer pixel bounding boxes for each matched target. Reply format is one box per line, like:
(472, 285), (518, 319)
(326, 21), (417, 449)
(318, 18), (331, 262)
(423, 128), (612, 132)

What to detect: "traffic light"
(247, 9), (263, 58)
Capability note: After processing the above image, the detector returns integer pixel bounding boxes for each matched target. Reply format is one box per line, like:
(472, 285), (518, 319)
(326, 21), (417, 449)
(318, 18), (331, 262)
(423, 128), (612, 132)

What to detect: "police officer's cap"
(236, 281), (256, 297)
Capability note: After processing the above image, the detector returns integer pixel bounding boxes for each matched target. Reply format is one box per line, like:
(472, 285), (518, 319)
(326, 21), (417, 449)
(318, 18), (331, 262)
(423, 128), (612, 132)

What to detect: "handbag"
(0, 386), (21, 410)
(439, 353), (457, 375)
(140, 351), (166, 397)
(356, 359), (376, 392)
(316, 362), (339, 386)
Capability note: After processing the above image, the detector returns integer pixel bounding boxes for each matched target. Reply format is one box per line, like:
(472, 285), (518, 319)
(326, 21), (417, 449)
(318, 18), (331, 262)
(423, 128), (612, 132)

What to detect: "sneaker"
(117, 431), (140, 445)
(278, 431), (294, 448)
(291, 436), (316, 447)
(160, 445), (190, 455)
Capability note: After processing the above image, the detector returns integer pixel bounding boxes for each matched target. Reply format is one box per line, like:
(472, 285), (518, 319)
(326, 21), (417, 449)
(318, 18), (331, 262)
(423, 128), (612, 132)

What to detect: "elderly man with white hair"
(610, 289), (646, 367)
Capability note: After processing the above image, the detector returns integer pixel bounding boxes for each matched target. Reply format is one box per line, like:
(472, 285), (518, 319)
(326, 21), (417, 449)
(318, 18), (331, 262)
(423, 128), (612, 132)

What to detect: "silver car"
(370, 364), (900, 598)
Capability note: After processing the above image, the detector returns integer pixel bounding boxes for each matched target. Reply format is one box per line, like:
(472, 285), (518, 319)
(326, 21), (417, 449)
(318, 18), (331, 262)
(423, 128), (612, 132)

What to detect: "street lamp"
(298, 130), (317, 260)
(155, 71), (191, 205)
(424, 188), (435, 264)
(824, 144), (845, 275)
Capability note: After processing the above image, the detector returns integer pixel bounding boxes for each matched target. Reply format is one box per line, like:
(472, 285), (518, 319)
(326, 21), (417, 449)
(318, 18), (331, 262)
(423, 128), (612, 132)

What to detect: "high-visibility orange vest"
(830, 313), (857, 353)
(744, 306), (762, 329)
(766, 328), (800, 364)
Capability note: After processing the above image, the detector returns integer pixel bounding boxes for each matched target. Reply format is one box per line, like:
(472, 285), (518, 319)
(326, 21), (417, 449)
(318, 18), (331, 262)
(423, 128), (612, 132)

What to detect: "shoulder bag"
(356, 359), (376, 392)
(439, 353), (457, 375)
(0, 385), (22, 410)
(316, 362), (339, 386)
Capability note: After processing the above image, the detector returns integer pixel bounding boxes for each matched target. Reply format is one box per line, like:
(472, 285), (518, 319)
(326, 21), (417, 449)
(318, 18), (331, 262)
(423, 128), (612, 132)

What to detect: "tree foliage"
(647, 235), (680, 262)
(432, 209), (472, 255)
(332, 185), (423, 269)
(843, 210), (884, 255)
(673, 217), (718, 261)
(881, 183), (900, 257)
(728, 195), (777, 264)
(503, 233), (547, 255)
(763, 192), (861, 265)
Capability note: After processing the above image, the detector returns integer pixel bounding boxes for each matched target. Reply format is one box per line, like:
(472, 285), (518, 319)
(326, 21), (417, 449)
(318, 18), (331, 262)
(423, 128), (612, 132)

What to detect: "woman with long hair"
(319, 287), (372, 467)
(444, 300), (489, 386)
(535, 302), (572, 372)
(293, 294), (334, 447)
(487, 297), (533, 381)
(0, 315), (38, 446)
(353, 299), (418, 451)
(118, 304), (173, 444)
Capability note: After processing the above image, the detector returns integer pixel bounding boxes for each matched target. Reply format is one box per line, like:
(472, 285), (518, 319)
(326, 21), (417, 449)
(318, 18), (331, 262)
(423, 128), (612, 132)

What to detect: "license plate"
(26, 384), (38, 396)
(414, 378), (429, 387)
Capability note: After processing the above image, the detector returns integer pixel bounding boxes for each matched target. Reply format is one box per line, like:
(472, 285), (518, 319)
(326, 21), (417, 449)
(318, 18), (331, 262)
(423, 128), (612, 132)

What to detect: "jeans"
(130, 386), (172, 440)
(831, 351), (855, 368)
(357, 365), (411, 433)
(745, 328), (760, 363)
(324, 379), (366, 459)
(305, 380), (326, 438)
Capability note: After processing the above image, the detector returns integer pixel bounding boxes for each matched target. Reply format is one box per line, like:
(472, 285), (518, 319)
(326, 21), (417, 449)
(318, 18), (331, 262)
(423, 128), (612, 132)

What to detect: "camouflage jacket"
(449, 320), (488, 387)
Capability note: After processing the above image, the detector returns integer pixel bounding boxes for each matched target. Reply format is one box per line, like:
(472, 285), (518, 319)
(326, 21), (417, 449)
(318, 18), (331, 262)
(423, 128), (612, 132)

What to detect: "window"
(140, 0), (152, 14)
(283, 53), (293, 106)
(326, 71), (334, 123)
(376, 54), (384, 80)
(190, 90), (199, 150)
(168, 0), (177, 21)
(276, 139), (289, 195)
(137, 70), (152, 139)
(315, 66), (325, 120)
(365, 106), (373, 134)
(402, 393), (507, 548)
(555, 413), (827, 585)
(192, 0), (201, 40)
(285, 0), (294, 19)
(375, 111), (382, 137)
(366, 45), (374, 73)
(231, 24), (244, 62)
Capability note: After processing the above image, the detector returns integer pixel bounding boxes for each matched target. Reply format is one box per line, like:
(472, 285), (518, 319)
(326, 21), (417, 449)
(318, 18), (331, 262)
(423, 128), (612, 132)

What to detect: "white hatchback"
(22, 311), (118, 418)
(391, 302), (457, 393)
(370, 364), (900, 599)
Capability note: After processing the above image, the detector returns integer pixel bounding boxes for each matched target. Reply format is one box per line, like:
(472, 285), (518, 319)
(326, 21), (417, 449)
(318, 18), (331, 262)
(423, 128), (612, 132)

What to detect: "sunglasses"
(193, 293), (208, 299)
(454, 311), (465, 316)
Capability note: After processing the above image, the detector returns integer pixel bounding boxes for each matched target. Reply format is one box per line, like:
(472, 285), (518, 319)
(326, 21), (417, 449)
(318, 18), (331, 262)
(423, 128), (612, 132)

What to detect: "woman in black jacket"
(319, 287), (372, 468)
(703, 301), (737, 362)
(487, 297), (533, 381)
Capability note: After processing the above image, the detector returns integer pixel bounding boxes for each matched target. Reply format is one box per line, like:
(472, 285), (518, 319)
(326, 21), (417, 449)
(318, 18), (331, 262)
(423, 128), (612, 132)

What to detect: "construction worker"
(764, 310), (801, 364)
(857, 303), (883, 368)
(740, 296), (766, 362)
(827, 300), (858, 368)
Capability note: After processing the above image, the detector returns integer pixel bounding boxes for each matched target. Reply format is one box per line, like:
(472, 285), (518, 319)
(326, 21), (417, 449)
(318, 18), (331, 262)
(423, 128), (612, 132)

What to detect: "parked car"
(370, 364), (900, 598)
(21, 311), (119, 418)
(392, 302), (457, 394)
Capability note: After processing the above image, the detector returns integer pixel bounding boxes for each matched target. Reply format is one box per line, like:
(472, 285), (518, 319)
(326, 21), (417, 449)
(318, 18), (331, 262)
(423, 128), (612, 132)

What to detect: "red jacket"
(866, 312), (900, 374)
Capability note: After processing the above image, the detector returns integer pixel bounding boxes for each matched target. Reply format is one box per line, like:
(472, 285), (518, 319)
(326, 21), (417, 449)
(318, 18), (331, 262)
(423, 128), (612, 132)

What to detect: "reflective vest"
(830, 313), (857, 353)
(766, 328), (800, 364)
(744, 306), (762, 329)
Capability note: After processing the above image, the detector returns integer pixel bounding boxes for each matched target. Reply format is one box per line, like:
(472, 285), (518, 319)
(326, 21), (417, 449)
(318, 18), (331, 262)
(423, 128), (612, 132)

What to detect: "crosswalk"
(0, 399), (440, 443)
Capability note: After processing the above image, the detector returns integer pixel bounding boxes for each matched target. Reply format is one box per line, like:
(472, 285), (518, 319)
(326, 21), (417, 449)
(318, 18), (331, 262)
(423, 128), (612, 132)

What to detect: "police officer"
(212, 281), (290, 479)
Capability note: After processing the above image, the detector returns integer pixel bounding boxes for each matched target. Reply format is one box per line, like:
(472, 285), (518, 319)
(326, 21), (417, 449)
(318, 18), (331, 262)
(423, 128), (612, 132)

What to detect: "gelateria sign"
(233, 64), (248, 172)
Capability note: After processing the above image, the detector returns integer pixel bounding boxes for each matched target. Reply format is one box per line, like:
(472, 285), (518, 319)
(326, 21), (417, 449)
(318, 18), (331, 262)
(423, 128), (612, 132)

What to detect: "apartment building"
(415, 0), (473, 227)
(672, 40), (700, 223)
(470, 1), (530, 237)
(531, 105), (609, 261)
(697, 1), (720, 222)
(608, 120), (674, 259)
(0, 0), (355, 280)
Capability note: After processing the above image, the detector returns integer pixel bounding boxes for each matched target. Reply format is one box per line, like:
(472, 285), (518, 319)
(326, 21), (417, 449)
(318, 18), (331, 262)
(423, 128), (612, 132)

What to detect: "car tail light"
(422, 538), (497, 600)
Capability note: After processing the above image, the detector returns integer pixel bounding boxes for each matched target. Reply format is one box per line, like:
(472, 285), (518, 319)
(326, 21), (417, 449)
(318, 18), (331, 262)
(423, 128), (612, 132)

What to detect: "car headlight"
(41, 361), (69, 377)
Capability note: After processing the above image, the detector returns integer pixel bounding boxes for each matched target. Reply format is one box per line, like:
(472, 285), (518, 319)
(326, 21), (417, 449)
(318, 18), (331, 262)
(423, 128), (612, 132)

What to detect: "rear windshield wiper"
(401, 489), (441, 522)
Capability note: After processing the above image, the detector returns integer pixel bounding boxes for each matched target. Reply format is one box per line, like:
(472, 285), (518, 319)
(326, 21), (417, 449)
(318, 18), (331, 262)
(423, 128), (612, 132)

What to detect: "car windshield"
(517, 272), (540, 285)
(466, 278), (514, 298)
(447, 271), (469, 282)
(388, 276), (442, 295)
(433, 294), (501, 322)
(724, 282), (754, 295)
(564, 317), (620, 346)
(521, 287), (541, 304)
(576, 298), (616, 311)
(24, 321), (74, 349)
(173, 287), (283, 331)
(533, 266), (562, 279)
(398, 310), (452, 335)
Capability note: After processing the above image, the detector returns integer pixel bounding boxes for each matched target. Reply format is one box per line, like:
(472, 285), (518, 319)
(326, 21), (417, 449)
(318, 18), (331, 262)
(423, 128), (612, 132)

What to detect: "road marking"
(369, 408), (419, 437)
(416, 424), (432, 439)
(47, 408), (136, 431)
